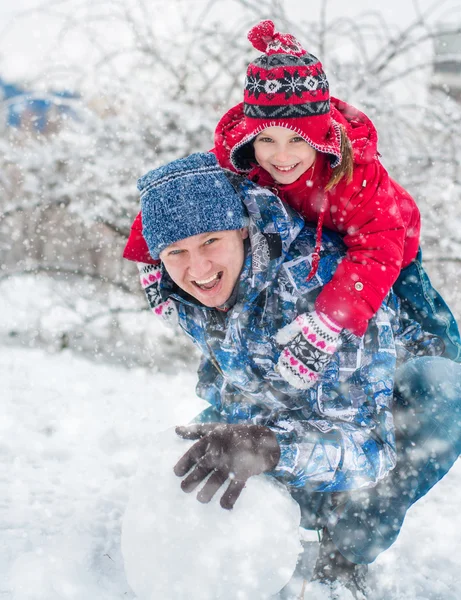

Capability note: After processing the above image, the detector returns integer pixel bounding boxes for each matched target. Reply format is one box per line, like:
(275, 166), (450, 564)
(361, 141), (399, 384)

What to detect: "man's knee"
(395, 357), (461, 415)
(327, 498), (403, 565)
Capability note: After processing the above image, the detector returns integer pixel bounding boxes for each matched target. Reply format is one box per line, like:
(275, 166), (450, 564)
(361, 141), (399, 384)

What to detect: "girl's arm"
(316, 161), (408, 336)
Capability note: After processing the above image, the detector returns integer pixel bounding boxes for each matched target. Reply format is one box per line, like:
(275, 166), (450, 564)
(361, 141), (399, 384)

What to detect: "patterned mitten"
(138, 262), (178, 327)
(276, 311), (342, 389)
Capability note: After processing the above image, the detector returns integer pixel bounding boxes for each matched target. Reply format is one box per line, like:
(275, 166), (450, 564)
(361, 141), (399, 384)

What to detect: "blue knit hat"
(139, 153), (248, 259)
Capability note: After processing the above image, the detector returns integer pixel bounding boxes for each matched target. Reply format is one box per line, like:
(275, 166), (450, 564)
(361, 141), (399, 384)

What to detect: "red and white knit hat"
(231, 20), (342, 173)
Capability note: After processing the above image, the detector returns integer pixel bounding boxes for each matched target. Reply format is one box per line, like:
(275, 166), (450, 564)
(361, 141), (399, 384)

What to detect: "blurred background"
(1, 0), (461, 371)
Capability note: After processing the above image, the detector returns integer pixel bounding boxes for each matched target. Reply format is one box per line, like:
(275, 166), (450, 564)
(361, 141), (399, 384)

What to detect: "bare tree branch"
(319, 0), (328, 59)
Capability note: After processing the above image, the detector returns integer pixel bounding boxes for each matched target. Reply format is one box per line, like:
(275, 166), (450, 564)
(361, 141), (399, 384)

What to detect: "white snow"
(121, 428), (301, 600)
(2, 345), (461, 599)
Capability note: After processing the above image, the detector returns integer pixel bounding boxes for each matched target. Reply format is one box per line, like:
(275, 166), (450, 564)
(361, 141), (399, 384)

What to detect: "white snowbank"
(2, 346), (461, 599)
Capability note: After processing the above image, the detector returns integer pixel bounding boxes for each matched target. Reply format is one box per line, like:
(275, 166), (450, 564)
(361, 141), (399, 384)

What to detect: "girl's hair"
(325, 125), (354, 191)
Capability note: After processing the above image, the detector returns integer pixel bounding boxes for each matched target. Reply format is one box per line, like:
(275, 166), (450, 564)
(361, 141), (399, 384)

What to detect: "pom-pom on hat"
(231, 20), (342, 172)
(139, 153), (248, 259)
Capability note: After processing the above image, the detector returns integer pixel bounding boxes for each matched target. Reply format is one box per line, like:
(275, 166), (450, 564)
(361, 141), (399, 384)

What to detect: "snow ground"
(2, 345), (461, 599)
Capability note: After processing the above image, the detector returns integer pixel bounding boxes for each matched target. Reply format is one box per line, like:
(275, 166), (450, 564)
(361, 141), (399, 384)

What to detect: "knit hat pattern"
(231, 20), (342, 172)
(139, 153), (248, 259)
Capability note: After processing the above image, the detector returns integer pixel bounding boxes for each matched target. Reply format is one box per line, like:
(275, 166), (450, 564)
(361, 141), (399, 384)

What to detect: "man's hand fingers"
(175, 423), (219, 440)
(220, 479), (247, 510)
(180, 461), (214, 493)
(173, 436), (208, 477)
(175, 425), (204, 440)
(197, 469), (228, 504)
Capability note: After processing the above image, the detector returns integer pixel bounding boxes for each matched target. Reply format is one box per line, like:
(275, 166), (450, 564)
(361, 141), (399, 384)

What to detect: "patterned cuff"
(299, 311), (342, 355)
(138, 262), (162, 309)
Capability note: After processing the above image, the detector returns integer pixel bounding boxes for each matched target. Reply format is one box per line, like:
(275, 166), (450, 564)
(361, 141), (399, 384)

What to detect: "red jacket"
(123, 98), (420, 336)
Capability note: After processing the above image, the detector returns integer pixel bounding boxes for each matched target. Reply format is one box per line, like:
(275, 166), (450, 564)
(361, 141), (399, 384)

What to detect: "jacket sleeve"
(268, 408), (396, 492)
(194, 355), (396, 493)
(315, 161), (406, 336)
(123, 211), (157, 264)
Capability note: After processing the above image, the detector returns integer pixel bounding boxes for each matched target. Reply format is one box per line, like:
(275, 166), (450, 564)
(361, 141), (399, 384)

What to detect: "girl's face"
(253, 127), (317, 185)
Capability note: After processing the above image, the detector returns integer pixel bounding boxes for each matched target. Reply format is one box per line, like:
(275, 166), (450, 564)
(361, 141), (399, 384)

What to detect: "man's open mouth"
(193, 272), (223, 291)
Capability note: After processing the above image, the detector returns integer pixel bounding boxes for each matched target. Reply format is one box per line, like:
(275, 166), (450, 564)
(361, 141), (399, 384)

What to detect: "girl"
(124, 20), (460, 387)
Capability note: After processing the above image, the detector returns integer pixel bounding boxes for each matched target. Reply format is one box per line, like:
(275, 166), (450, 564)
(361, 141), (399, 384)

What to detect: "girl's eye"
(291, 136), (305, 143)
(256, 137), (273, 143)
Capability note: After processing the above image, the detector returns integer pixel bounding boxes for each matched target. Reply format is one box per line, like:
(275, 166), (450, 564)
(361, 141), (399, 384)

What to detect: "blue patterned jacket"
(159, 177), (438, 492)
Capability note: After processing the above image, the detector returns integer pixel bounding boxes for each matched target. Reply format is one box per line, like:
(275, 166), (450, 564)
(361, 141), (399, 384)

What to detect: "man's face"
(160, 228), (248, 307)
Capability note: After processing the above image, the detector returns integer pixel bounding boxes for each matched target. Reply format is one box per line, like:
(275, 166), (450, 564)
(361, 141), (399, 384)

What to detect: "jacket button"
(355, 282), (364, 291)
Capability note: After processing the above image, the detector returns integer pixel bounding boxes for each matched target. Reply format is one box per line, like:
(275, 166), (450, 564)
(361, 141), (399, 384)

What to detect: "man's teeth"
(195, 273), (219, 285)
(274, 164), (297, 171)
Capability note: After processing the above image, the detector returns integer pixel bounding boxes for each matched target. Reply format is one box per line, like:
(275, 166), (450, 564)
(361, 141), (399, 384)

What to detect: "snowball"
(121, 427), (302, 600)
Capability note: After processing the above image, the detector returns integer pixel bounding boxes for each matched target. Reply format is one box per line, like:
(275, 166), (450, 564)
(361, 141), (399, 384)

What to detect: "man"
(136, 152), (461, 599)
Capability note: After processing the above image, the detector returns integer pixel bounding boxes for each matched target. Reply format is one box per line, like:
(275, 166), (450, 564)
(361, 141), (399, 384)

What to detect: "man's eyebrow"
(192, 232), (219, 242)
(166, 232), (217, 251)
